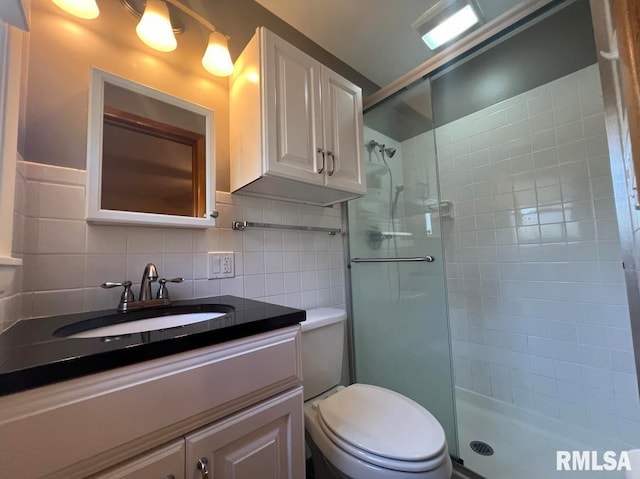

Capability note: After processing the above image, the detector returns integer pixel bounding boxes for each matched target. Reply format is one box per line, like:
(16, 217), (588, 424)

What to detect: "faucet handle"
(157, 277), (184, 300)
(101, 281), (135, 312)
(101, 281), (132, 289)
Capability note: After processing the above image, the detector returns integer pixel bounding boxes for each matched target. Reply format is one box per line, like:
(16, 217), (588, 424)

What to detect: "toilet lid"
(317, 384), (446, 462)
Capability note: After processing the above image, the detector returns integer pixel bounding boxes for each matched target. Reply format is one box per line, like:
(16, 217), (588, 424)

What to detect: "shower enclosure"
(347, 1), (640, 478)
(348, 79), (459, 457)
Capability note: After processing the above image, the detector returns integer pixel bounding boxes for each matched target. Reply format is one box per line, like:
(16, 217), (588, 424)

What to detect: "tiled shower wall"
(8, 161), (345, 322)
(437, 64), (640, 444)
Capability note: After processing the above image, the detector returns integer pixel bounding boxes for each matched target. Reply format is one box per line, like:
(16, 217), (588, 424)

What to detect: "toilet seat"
(315, 384), (448, 473)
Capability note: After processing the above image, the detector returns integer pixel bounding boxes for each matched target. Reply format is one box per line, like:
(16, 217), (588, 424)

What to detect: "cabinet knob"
(316, 147), (325, 173)
(197, 457), (210, 478)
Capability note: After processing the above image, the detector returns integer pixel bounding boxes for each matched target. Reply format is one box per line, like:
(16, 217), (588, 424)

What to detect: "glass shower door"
(348, 78), (459, 457)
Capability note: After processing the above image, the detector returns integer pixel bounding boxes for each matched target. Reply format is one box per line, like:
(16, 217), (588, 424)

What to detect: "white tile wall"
(9, 161), (346, 321)
(436, 65), (640, 444)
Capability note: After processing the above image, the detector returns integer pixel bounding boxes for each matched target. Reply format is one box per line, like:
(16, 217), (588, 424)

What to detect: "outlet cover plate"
(207, 252), (234, 279)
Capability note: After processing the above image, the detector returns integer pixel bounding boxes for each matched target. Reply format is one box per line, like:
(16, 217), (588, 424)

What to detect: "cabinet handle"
(327, 151), (335, 176)
(162, 475), (175, 479)
(197, 457), (210, 479)
(316, 147), (325, 173)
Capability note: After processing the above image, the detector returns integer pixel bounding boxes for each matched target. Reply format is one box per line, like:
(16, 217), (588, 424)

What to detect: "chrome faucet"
(101, 263), (183, 312)
(139, 263), (158, 301)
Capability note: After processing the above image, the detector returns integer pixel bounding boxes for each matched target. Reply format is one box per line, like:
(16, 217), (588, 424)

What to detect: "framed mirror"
(86, 68), (216, 228)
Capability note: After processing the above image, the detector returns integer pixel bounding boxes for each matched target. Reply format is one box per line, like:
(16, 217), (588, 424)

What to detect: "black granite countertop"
(0, 296), (305, 396)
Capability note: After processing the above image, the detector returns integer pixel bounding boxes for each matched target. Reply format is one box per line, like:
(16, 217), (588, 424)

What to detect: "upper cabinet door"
(322, 68), (365, 194)
(264, 31), (324, 184)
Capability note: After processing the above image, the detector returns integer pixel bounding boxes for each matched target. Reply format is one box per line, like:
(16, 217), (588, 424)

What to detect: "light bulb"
(202, 32), (234, 77)
(51, 0), (99, 19)
(136, 0), (177, 52)
(421, 5), (479, 49)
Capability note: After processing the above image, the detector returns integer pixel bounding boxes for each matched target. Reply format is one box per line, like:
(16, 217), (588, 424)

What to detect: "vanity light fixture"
(136, 0), (177, 52)
(412, 0), (483, 50)
(121, 0), (233, 77)
(202, 31), (234, 77)
(51, 0), (99, 19)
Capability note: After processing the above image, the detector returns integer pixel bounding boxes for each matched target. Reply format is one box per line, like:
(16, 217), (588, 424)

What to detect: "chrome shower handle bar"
(351, 256), (434, 263)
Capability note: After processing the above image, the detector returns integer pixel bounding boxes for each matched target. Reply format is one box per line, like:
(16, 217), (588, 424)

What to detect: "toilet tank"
(301, 308), (347, 400)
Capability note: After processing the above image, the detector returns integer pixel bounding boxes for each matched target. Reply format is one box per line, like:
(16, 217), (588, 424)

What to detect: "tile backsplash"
(8, 161), (346, 322)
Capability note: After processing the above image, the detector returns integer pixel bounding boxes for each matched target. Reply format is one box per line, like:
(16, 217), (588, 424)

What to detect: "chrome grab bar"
(351, 256), (434, 263)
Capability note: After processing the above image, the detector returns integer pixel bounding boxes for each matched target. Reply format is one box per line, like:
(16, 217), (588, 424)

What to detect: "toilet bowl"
(302, 308), (452, 479)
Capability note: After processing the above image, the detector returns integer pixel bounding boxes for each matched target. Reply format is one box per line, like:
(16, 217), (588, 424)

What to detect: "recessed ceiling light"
(412, 0), (483, 51)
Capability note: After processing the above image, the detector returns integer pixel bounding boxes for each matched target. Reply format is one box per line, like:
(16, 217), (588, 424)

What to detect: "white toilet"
(302, 308), (452, 479)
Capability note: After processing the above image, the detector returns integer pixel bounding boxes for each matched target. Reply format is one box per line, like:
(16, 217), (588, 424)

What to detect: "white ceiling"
(255, 0), (528, 88)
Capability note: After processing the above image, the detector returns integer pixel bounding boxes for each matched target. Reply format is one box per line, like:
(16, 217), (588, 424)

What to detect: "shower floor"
(455, 388), (632, 479)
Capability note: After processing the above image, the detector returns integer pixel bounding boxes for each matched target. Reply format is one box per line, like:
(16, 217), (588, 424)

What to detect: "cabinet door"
(185, 388), (304, 479)
(93, 440), (185, 479)
(322, 67), (366, 194)
(264, 30), (324, 185)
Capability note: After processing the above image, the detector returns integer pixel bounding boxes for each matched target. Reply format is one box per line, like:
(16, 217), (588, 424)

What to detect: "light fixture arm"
(163, 0), (227, 37)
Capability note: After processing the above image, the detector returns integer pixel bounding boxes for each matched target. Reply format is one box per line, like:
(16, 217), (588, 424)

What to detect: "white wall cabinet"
(231, 27), (365, 206)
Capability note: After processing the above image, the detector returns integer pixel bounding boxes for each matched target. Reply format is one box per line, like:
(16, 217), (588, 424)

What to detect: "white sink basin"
(68, 312), (226, 338)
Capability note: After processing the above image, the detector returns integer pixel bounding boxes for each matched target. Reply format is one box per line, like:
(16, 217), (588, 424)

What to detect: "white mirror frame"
(0, 23), (23, 297)
(86, 68), (216, 228)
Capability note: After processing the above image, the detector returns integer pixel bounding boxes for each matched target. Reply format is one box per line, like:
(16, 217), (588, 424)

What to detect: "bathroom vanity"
(0, 296), (305, 479)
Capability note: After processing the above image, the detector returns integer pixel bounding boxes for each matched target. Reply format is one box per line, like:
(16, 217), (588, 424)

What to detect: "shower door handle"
(351, 256), (435, 263)
(316, 147), (325, 173)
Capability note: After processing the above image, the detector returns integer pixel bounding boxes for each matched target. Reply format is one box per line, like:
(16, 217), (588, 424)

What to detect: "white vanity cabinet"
(0, 326), (304, 479)
(92, 440), (186, 479)
(185, 388), (303, 479)
(230, 27), (366, 206)
(94, 387), (304, 479)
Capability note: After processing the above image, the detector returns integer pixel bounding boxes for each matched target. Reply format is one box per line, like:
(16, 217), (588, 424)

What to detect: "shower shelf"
(232, 221), (342, 235)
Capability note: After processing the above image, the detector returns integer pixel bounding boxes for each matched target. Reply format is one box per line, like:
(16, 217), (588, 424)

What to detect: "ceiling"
(254, 0), (530, 88)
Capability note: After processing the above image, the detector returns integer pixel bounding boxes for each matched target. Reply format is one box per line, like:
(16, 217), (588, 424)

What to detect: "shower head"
(366, 140), (396, 159)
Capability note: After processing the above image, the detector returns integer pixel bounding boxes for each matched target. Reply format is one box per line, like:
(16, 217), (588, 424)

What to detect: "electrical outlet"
(222, 254), (233, 274)
(208, 252), (234, 279)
